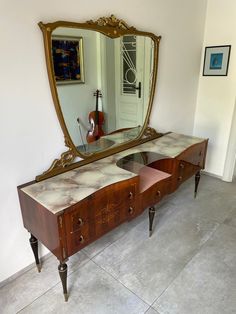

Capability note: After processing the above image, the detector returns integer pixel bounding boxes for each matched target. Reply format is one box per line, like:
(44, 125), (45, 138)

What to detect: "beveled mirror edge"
(36, 15), (162, 182)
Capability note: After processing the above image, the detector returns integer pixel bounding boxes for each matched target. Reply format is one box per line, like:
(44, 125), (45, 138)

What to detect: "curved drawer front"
(64, 177), (139, 256)
(177, 142), (207, 167)
(141, 176), (171, 209)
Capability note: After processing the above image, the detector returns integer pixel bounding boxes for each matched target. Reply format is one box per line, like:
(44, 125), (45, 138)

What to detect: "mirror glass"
(51, 27), (155, 155)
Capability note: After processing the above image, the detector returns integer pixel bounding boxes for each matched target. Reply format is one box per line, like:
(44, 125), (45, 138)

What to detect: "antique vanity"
(17, 15), (208, 302)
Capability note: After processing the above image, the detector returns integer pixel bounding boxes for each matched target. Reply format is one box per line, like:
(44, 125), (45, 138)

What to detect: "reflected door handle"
(132, 82), (141, 98)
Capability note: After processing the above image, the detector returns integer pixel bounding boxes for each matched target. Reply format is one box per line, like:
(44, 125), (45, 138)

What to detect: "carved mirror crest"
(37, 15), (161, 181)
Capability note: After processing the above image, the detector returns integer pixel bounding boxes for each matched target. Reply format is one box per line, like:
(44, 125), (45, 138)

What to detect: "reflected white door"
(115, 35), (153, 130)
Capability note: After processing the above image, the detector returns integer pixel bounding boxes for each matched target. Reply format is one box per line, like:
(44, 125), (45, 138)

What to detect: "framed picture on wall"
(52, 35), (85, 84)
(203, 45), (231, 76)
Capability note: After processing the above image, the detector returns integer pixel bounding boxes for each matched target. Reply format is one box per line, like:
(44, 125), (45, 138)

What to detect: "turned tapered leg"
(29, 234), (41, 272)
(194, 171), (201, 198)
(58, 262), (68, 302)
(149, 207), (156, 237)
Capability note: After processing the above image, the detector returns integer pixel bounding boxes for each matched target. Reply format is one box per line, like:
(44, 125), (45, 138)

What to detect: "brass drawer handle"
(129, 192), (134, 199)
(156, 190), (161, 197)
(179, 163), (185, 169)
(77, 218), (84, 226)
(178, 176), (182, 181)
(128, 207), (134, 214)
(79, 235), (84, 244)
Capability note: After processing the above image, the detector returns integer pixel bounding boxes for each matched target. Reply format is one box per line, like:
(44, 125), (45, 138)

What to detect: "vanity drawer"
(67, 226), (90, 255)
(109, 180), (136, 207)
(177, 142), (206, 167)
(64, 198), (90, 234)
(92, 203), (126, 236)
(142, 177), (171, 209)
(91, 179), (138, 237)
(64, 177), (139, 255)
(177, 160), (199, 184)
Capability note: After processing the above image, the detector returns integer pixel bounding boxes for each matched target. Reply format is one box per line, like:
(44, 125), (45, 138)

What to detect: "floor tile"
(83, 220), (135, 258)
(153, 224), (236, 314)
(19, 260), (149, 314)
(166, 175), (236, 224)
(83, 211), (149, 259)
(223, 208), (236, 229)
(0, 251), (89, 314)
(93, 204), (218, 304)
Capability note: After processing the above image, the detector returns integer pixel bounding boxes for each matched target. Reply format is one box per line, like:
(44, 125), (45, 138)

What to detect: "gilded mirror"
(37, 15), (161, 181)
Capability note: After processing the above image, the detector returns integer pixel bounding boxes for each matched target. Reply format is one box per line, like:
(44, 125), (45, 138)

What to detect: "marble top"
(21, 132), (205, 214)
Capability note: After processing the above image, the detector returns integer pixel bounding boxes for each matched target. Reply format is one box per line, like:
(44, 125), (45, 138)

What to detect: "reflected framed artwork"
(52, 35), (85, 84)
(203, 45), (231, 76)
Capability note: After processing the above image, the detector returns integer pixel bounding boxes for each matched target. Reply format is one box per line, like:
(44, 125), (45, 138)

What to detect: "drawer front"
(64, 199), (90, 255)
(177, 160), (199, 185)
(92, 202), (132, 237)
(142, 177), (171, 209)
(67, 225), (90, 255)
(109, 181), (136, 208)
(64, 177), (139, 256)
(177, 142), (207, 167)
(91, 179), (138, 237)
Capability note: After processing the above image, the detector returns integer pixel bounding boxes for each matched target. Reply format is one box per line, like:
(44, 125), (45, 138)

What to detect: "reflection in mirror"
(51, 27), (155, 155)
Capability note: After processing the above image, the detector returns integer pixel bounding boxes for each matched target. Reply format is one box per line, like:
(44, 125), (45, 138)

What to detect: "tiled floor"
(1, 174), (236, 314)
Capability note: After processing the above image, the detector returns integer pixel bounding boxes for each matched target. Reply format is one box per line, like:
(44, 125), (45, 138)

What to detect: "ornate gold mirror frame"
(37, 15), (161, 181)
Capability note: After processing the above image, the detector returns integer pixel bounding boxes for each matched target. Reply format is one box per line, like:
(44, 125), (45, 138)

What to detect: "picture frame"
(203, 45), (231, 76)
(52, 35), (85, 84)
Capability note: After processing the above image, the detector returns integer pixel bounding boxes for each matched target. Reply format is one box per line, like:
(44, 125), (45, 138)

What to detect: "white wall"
(0, 0), (207, 282)
(193, 0), (236, 177)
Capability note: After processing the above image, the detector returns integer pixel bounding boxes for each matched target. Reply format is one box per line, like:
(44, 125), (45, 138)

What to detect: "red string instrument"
(86, 90), (105, 143)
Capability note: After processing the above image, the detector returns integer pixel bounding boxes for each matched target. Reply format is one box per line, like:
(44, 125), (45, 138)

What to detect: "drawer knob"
(180, 163), (185, 169)
(156, 190), (161, 197)
(199, 151), (202, 156)
(79, 235), (84, 244)
(178, 176), (182, 181)
(128, 207), (134, 214)
(129, 192), (134, 199)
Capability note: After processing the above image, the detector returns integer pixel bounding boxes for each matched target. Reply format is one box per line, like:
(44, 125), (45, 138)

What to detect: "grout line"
(144, 306), (161, 314)
(16, 254), (92, 313)
(83, 228), (128, 259)
(83, 216), (146, 260)
(0, 252), (52, 289)
(16, 280), (61, 313)
(91, 259), (151, 308)
(149, 223), (221, 309)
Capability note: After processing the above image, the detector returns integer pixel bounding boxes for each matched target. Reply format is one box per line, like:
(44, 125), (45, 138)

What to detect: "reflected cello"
(86, 90), (105, 143)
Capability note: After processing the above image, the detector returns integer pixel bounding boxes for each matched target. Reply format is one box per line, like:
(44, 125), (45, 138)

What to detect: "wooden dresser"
(18, 132), (208, 301)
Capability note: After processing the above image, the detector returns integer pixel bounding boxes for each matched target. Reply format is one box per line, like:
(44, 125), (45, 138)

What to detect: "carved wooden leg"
(194, 171), (201, 198)
(29, 234), (41, 272)
(58, 262), (68, 302)
(149, 207), (156, 237)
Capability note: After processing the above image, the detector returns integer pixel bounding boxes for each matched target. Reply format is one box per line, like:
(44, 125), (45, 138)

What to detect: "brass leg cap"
(36, 264), (41, 273)
(64, 293), (69, 302)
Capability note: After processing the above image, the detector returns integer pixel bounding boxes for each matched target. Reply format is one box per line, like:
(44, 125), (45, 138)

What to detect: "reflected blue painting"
(52, 36), (84, 84)
(210, 53), (223, 70)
